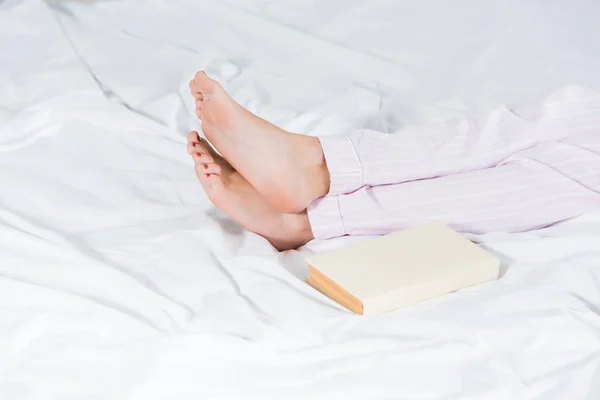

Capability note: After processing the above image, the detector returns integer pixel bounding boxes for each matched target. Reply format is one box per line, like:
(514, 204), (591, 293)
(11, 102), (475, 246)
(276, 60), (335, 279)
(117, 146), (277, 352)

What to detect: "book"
(306, 221), (500, 315)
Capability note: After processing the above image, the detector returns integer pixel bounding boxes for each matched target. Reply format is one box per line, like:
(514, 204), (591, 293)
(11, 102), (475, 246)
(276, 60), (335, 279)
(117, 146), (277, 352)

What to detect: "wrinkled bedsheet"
(1, 1), (600, 398)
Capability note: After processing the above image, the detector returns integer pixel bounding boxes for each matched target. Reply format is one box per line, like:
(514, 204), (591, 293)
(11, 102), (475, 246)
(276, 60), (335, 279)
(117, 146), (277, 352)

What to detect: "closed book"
(306, 221), (500, 315)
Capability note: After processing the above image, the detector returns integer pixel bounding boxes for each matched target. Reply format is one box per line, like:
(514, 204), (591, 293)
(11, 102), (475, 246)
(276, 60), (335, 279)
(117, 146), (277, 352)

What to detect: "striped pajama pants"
(307, 86), (600, 239)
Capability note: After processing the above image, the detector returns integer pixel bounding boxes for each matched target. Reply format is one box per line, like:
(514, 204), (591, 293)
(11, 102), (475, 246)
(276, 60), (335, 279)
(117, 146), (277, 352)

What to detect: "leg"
(308, 137), (600, 239)
(320, 86), (600, 195)
(189, 73), (600, 213)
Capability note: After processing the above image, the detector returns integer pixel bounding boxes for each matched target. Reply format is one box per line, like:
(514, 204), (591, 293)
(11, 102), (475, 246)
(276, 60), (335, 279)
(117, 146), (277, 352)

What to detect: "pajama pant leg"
(307, 87), (600, 239)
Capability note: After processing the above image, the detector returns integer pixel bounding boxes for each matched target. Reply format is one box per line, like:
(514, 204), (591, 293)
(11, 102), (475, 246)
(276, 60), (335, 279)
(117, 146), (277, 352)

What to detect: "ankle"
(282, 211), (314, 247)
(304, 136), (330, 199)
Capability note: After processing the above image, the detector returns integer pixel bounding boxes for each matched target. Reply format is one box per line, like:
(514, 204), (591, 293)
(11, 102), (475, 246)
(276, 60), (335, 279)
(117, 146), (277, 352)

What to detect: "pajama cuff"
(307, 195), (346, 240)
(318, 134), (364, 195)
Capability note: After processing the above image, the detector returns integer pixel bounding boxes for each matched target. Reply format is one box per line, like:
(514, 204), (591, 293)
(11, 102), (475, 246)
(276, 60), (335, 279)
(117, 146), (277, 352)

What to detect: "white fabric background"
(1, 0), (600, 398)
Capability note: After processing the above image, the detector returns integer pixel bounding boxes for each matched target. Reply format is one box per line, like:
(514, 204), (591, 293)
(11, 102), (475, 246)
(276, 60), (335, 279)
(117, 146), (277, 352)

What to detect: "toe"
(195, 161), (221, 177)
(196, 136), (217, 154)
(195, 161), (208, 177)
(196, 164), (224, 193)
(189, 80), (202, 99)
(187, 132), (201, 154)
(196, 166), (211, 185)
(194, 70), (217, 94)
(203, 163), (221, 175)
(187, 130), (200, 144)
(187, 139), (205, 155)
(193, 137), (228, 166)
(189, 80), (198, 96)
(193, 150), (214, 165)
(202, 173), (225, 201)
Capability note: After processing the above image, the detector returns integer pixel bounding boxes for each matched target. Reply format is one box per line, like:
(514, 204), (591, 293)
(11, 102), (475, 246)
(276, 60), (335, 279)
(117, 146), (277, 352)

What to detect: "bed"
(2, 0), (600, 398)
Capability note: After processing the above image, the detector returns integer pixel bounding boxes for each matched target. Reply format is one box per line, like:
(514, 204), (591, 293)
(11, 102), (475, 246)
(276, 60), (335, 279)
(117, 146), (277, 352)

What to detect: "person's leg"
(308, 135), (600, 239)
(189, 72), (600, 215)
(320, 85), (600, 195)
(187, 125), (599, 249)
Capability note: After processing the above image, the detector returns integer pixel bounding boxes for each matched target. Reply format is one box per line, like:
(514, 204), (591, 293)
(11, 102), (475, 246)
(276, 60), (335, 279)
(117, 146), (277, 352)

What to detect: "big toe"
(188, 130), (201, 144)
(187, 131), (202, 154)
(193, 71), (218, 95)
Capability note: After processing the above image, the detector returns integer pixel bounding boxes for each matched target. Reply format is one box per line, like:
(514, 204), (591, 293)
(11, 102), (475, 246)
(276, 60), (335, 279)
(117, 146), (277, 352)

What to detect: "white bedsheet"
(1, 0), (600, 398)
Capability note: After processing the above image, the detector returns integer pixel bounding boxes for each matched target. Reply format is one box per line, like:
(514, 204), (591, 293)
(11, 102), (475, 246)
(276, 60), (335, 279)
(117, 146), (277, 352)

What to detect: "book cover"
(306, 221), (500, 315)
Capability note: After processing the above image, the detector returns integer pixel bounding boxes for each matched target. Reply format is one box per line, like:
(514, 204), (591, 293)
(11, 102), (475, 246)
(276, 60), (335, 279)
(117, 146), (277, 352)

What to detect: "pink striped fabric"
(307, 86), (600, 239)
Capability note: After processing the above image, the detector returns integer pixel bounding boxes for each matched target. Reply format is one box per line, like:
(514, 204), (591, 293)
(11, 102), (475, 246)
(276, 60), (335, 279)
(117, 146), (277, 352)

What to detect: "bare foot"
(188, 71), (330, 213)
(187, 131), (314, 251)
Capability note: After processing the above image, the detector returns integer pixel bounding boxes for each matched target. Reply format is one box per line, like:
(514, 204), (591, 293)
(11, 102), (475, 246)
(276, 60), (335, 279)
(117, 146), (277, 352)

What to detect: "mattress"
(1, 0), (600, 398)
